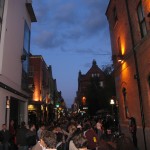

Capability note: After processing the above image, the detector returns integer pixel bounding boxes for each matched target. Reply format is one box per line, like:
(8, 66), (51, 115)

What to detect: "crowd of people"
(0, 116), (137, 150)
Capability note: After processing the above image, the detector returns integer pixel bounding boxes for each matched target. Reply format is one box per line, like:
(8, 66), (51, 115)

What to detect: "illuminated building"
(106, 0), (150, 149)
(29, 55), (58, 123)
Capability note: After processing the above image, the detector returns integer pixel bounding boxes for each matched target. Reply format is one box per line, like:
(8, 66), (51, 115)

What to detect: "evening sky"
(31, 0), (112, 107)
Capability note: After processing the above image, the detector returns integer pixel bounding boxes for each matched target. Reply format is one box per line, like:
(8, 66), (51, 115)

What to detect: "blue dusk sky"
(31, 0), (112, 108)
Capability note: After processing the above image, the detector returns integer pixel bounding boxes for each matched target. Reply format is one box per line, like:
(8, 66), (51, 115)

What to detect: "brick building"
(106, 0), (150, 149)
(74, 60), (106, 115)
(29, 55), (58, 123)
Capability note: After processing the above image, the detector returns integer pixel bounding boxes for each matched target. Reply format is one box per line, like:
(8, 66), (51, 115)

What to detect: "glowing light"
(28, 105), (36, 110)
(121, 38), (125, 55)
(82, 96), (86, 105)
(110, 99), (115, 105)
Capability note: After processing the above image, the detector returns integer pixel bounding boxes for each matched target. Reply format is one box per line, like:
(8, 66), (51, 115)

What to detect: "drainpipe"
(124, 0), (147, 149)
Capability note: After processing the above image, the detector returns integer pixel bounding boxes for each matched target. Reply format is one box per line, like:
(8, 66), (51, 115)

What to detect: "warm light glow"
(121, 62), (129, 79)
(28, 105), (36, 110)
(6, 99), (10, 109)
(41, 105), (44, 111)
(82, 96), (86, 105)
(33, 88), (40, 101)
(121, 43), (125, 55)
(119, 35), (126, 55)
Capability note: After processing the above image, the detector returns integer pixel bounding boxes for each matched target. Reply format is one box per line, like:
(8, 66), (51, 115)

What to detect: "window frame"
(137, 2), (147, 38)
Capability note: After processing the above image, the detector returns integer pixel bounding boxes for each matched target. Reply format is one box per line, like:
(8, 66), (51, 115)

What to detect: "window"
(0, 0), (5, 40)
(99, 81), (104, 87)
(22, 21), (30, 73)
(21, 21), (31, 90)
(137, 2), (147, 38)
(113, 7), (118, 24)
(23, 21), (30, 52)
(122, 87), (130, 118)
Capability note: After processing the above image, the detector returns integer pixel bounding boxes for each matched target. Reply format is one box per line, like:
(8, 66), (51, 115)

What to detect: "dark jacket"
(16, 127), (28, 146)
(26, 130), (37, 147)
(1, 130), (10, 143)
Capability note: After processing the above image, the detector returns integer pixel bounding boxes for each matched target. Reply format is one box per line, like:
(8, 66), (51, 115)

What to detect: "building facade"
(75, 60), (106, 115)
(0, 0), (36, 127)
(106, 0), (150, 149)
(29, 55), (58, 123)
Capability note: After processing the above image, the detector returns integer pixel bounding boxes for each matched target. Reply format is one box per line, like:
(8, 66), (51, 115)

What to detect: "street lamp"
(110, 99), (115, 115)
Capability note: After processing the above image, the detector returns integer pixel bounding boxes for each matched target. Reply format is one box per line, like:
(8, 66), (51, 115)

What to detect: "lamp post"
(110, 99), (115, 115)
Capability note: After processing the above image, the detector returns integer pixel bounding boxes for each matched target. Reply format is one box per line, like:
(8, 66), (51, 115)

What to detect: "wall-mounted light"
(6, 96), (10, 109)
(117, 55), (124, 63)
(112, 54), (124, 63)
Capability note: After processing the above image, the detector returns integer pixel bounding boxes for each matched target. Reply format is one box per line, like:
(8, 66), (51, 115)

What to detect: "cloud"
(31, 0), (110, 51)
(33, 31), (64, 49)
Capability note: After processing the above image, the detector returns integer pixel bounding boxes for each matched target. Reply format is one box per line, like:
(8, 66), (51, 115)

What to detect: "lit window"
(137, 2), (147, 38)
(99, 81), (104, 87)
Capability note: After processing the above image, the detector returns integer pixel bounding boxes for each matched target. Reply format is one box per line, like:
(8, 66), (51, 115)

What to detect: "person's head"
(72, 133), (88, 149)
(29, 123), (36, 131)
(21, 121), (26, 128)
(68, 124), (77, 134)
(40, 123), (45, 130)
(40, 130), (57, 149)
(2, 124), (7, 130)
(10, 120), (14, 126)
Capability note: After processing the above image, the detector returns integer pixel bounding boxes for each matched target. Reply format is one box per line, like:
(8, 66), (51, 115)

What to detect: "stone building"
(106, 0), (150, 149)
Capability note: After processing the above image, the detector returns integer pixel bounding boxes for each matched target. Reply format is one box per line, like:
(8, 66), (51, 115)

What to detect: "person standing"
(26, 123), (37, 150)
(16, 121), (28, 150)
(37, 124), (45, 141)
(129, 117), (137, 148)
(1, 124), (10, 150)
(96, 119), (103, 140)
(9, 120), (16, 150)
